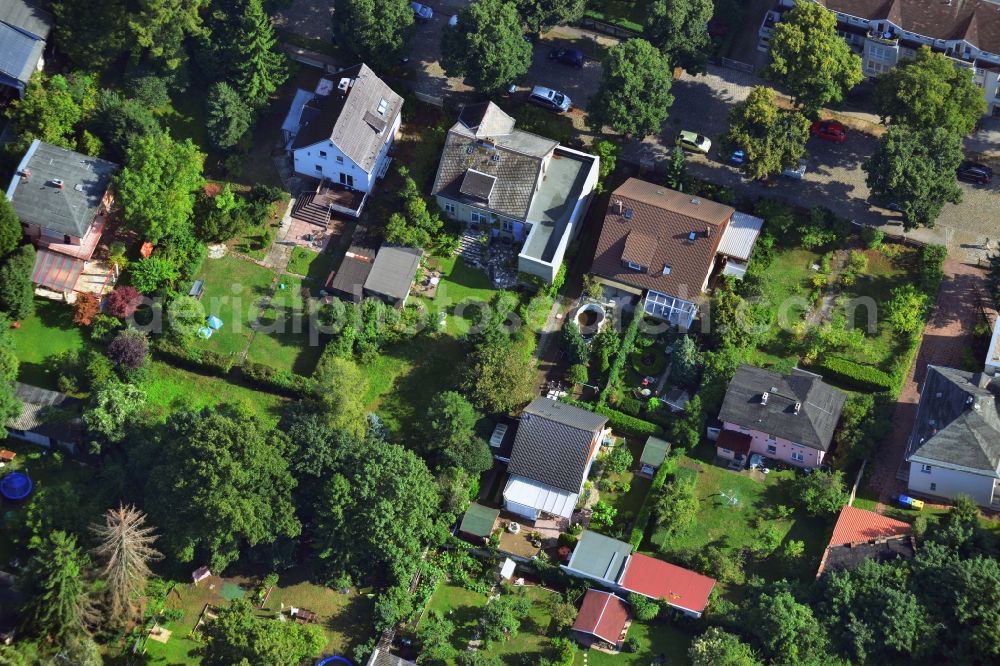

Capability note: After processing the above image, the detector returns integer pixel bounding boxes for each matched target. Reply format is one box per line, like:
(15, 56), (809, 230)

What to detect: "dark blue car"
(548, 48), (585, 68)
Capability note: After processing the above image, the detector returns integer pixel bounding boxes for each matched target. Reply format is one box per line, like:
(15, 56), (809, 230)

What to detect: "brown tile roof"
(572, 590), (631, 645)
(828, 505), (912, 547)
(821, 0), (1000, 55)
(590, 179), (732, 296)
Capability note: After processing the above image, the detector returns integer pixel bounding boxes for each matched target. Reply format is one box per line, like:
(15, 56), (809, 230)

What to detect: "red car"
(810, 120), (848, 143)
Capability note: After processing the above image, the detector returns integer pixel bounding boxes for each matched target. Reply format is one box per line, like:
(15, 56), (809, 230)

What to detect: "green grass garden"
(191, 255), (278, 357)
(12, 298), (86, 390)
(286, 246), (335, 284)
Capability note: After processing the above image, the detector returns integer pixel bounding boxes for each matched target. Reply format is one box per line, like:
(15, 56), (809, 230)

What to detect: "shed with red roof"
(816, 505), (914, 577)
(571, 590), (631, 649)
(619, 553), (716, 617)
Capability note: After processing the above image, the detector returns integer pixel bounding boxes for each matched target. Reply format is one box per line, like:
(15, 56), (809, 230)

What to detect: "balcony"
(867, 29), (899, 46)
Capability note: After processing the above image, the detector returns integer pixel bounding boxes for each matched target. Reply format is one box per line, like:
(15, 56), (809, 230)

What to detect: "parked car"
(781, 158), (807, 180)
(677, 130), (711, 154)
(529, 86), (572, 113)
(548, 48), (585, 68)
(810, 120), (848, 143)
(956, 160), (993, 185)
(410, 2), (433, 21)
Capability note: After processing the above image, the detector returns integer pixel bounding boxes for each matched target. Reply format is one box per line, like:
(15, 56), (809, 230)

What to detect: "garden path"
(868, 259), (989, 512)
(806, 251), (849, 328)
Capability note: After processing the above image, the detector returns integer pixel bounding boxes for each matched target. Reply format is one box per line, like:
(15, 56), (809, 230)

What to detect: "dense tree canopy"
(724, 86), (809, 181)
(117, 131), (205, 243)
(234, 0), (288, 107)
(145, 406), (300, 571)
(385, 167), (445, 249)
(765, 0), (863, 112)
(515, 0), (585, 34)
(442, 0), (533, 95)
(6, 73), (97, 153)
(0, 196), (22, 258)
(127, 0), (208, 70)
(206, 82), (253, 150)
(426, 391), (492, 474)
(52, 0), (128, 70)
(202, 598), (325, 666)
(333, 0), (414, 69)
(590, 39), (674, 138)
(20, 531), (96, 645)
(646, 0), (714, 74)
(688, 627), (761, 666)
(874, 47), (985, 136)
(84, 379), (147, 448)
(92, 90), (162, 163)
(862, 125), (963, 229)
(312, 354), (369, 439)
(0, 244), (35, 321)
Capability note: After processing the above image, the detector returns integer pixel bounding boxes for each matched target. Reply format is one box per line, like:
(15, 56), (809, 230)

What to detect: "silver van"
(529, 86), (572, 113)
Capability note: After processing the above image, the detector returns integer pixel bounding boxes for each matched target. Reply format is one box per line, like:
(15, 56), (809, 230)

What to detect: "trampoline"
(316, 658), (353, 666)
(0, 472), (33, 501)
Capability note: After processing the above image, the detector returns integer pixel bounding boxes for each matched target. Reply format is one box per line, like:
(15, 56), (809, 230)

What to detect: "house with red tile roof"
(816, 505), (915, 577)
(571, 589), (631, 650)
(562, 530), (716, 617)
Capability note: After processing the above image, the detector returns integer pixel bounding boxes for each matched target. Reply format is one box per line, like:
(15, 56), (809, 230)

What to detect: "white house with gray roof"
(431, 102), (599, 283)
(283, 64), (402, 217)
(905, 366), (1000, 509)
(0, 0), (50, 98)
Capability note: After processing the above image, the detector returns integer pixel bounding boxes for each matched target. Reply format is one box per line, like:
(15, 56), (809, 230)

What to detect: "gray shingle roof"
(6, 140), (119, 238)
(0, 0), (51, 41)
(291, 64), (402, 173)
(366, 648), (412, 666)
(363, 246), (422, 302)
(0, 20), (40, 84)
(906, 366), (1000, 477)
(6, 382), (82, 440)
(718, 365), (847, 451)
(564, 530), (632, 584)
(506, 398), (608, 494)
(431, 102), (557, 221)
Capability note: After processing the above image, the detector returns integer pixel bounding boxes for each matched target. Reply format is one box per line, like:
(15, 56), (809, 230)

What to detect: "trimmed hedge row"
(561, 398), (664, 437)
(155, 338), (236, 376)
(240, 361), (317, 398)
(629, 460), (671, 550)
(599, 313), (641, 406)
(811, 356), (895, 393)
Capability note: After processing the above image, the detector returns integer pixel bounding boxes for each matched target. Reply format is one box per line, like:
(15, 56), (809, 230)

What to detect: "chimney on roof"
(690, 197), (700, 205)
(705, 226), (712, 239)
(794, 402), (801, 415)
(761, 391), (769, 405)
(17, 168), (30, 180)
(612, 200), (623, 215)
(52, 179), (64, 188)
(337, 77), (351, 96)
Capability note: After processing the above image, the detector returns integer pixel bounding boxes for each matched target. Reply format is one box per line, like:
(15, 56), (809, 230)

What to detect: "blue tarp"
(207, 316), (223, 330)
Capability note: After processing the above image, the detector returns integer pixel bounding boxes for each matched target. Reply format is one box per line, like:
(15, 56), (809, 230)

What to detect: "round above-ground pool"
(316, 657), (353, 666)
(574, 302), (607, 338)
(0, 471), (32, 501)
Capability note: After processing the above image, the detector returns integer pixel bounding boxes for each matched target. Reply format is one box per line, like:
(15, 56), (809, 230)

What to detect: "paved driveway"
(407, 0), (475, 103)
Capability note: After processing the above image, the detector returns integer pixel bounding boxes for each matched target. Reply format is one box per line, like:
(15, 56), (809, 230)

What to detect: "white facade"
(907, 461), (999, 508)
(292, 110), (400, 196)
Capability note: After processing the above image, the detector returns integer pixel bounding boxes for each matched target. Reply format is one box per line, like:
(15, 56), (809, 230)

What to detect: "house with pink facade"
(716, 365), (846, 469)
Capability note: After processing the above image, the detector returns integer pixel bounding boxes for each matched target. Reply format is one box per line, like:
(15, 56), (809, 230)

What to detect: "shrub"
(240, 361), (317, 398)
(155, 337), (235, 376)
(862, 226), (884, 249)
(105, 285), (145, 318)
(567, 363), (589, 385)
(590, 501), (617, 529)
(623, 636), (640, 653)
(106, 329), (149, 369)
(604, 444), (634, 475)
(630, 460), (670, 550)
(615, 394), (643, 417)
(886, 284), (928, 335)
(811, 356), (895, 392)
(90, 314), (123, 342)
(72, 292), (100, 326)
(847, 250), (868, 273)
(628, 593), (660, 621)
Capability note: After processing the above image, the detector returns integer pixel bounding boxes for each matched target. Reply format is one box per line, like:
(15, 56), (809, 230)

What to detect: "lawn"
(583, 0), (646, 32)
(12, 299), (86, 390)
(191, 255), (278, 357)
(286, 246), (335, 284)
(418, 582), (561, 664)
(574, 621), (693, 666)
(416, 254), (499, 337)
(141, 361), (286, 427)
(649, 449), (832, 583)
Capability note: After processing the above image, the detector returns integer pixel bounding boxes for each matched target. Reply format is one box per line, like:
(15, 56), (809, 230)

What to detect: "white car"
(781, 158), (807, 180)
(410, 2), (433, 21)
(677, 130), (711, 155)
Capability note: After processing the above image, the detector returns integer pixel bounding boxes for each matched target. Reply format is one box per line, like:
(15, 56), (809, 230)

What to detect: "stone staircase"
(455, 230), (483, 264)
(290, 193), (332, 227)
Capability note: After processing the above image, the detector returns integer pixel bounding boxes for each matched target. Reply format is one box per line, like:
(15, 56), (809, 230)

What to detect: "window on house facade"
(470, 211), (485, 225)
(319, 150), (327, 158)
(930, 483), (937, 492)
(336, 155), (344, 164)
(720, 448), (732, 455)
(444, 202), (456, 215)
(502, 220), (514, 232)
(315, 164), (323, 172)
(791, 451), (804, 462)
(766, 444), (777, 455)
(920, 464), (932, 474)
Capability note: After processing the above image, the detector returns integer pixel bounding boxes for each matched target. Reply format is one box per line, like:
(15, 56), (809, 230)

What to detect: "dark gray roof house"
(906, 366), (1000, 478)
(6, 382), (83, 453)
(719, 365), (847, 451)
(327, 244), (377, 303)
(365, 648), (412, 666)
(503, 398), (609, 521)
(362, 246), (422, 306)
(0, 0), (51, 96)
(7, 139), (119, 238)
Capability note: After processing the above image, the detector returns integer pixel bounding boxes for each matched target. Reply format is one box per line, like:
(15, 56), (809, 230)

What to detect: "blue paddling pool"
(316, 658), (353, 666)
(0, 471), (32, 501)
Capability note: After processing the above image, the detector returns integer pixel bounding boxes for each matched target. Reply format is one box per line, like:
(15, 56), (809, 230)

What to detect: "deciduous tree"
(90, 505), (162, 625)
(646, 0), (714, 74)
(105, 286), (145, 319)
(590, 39), (673, 138)
(83, 379), (146, 448)
(51, 0), (128, 70)
(416, 610), (457, 664)
(791, 469), (848, 517)
(6, 73), (97, 153)
(765, 0), (863, 112)
(744, 587), (830, 665)
(442, 0), (533, 95)
(312, 354), (369, 439)
(427, 391), (491, 474)
(106, 329), (149, 370)
(93, 90), (162, 163)
(202, 598), (325, 666)
(0, 198), (21, 258)
(479, 594), (531, 642)
(117, 132), (205, 243)
(863, 125), (963, 229)
(874, 46), (985, 136)
(723, 86), (809, 181)
(462, 336), (536, 414)
(655, 473), (698, 538)
(128, 0), (208, 70)
(384, 167), (445, 249)
(514, 0), (585, 34)
(0, 244), (34, 321)
(332, 0), (414, 69)
(689, 627), (761, 666)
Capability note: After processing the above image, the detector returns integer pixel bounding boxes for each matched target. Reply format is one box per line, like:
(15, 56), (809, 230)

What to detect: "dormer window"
(626, 261), (644, 271)
(377, 99), (388, 115)
(688, 231), (697, 241)
(662, 264), (671, 275)
(623, 208), (633, 219)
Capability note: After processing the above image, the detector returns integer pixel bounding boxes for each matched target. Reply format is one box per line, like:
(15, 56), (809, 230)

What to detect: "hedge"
(240, 361), (317, 398)
(811, 356), (895, 393)
(599, 313), (641, 406)
(561, 398), (663, 437)
(155, 338), (236, 376)
(629, 460), (672, 551)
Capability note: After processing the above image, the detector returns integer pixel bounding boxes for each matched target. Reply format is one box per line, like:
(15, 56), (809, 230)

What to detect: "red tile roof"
(829, 505), (912, 547)
(620, 553), (716, 615)
(572, 590), (630, 645)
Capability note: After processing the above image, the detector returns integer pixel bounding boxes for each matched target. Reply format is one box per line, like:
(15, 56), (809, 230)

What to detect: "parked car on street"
(410, 2), (433, 21)
(529, 86), (572, 113)
(956, 160), (993, 185)
(810, 120), (848, 143)
(781, 158), (807, 180)
(548, 48), (585, 68)
(677, 130), (711, 154)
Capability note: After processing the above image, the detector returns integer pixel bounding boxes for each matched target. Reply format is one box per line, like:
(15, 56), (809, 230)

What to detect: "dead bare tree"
(90, 504), (163, 625)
